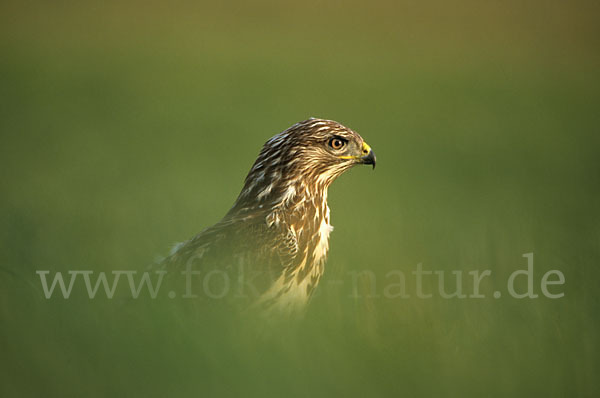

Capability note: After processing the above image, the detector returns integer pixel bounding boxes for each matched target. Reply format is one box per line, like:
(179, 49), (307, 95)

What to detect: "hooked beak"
(338, 141), (377, 169)
(360, 141), (376, 169)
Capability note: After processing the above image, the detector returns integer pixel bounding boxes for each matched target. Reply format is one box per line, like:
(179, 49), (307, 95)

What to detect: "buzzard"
(162, 118), (376, 315)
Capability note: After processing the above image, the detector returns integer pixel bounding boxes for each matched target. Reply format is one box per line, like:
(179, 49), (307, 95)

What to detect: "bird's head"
(284, 117), (375, 172)
(260, 118), (375, 181)
(234, 118), (375, 210)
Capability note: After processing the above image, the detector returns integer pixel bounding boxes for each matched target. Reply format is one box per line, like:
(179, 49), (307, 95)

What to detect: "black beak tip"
(362, 150), (376, 170)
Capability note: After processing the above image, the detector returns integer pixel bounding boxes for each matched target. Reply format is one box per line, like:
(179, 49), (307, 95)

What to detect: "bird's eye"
(328, 137), (346, 150)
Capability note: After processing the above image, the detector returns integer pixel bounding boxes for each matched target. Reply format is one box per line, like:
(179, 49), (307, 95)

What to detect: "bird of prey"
(162, 118), (376, 315)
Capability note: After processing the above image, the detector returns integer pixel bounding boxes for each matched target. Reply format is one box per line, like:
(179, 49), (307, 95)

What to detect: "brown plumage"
(162, 118), (376, 315)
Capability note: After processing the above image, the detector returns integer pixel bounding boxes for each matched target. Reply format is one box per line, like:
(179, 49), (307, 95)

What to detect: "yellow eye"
(329, 137), (346, 150)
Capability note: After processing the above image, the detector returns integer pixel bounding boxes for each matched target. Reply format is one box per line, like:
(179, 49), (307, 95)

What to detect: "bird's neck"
(231, 172), (331, 224)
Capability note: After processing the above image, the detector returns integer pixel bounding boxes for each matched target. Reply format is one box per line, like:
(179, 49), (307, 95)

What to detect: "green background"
(1, 1), (599, 396)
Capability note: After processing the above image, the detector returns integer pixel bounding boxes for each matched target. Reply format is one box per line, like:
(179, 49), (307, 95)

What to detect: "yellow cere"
(362, 141), (372, 154)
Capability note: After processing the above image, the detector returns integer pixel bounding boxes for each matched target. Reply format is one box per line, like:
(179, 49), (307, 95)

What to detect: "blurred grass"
(1, 0), (599, 397)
